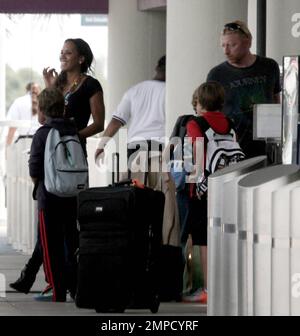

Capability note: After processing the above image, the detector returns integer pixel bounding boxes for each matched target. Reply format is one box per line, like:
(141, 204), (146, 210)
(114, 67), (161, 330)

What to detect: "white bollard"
(20, 141), (30, 252)
(15, 140), (23, 250)
(6, 137), (35, 254)
(271, 179), (300, 315)
(6, 144), (14, 243)
(24, 138), (32, 253)
(7, 141), (18, 246)
(237, 165), (299, 316)
(290, 187), (300, 315)
(16, 139), (29, 251)
(207, 156), (267, 316)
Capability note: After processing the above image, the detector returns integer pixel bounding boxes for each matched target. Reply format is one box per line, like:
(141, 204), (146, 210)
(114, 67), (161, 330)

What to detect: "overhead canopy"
(138, 0), (166, 11)
(0, 0), (108, 14)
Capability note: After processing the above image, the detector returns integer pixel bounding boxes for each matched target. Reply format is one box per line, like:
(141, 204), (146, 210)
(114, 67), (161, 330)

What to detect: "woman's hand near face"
(43, 67), (58, 87)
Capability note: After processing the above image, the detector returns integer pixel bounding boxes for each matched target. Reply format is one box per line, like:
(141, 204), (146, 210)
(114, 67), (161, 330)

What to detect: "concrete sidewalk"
(0, 228), (206, 317)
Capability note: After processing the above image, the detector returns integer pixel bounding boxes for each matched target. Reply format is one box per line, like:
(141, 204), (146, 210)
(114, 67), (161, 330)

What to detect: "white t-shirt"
(6, 93), (40, 136)
(112, 80), (165, 144)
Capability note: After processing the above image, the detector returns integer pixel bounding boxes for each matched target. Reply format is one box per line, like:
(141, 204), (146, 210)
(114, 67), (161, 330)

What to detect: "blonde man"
(207, 20), (281, 159)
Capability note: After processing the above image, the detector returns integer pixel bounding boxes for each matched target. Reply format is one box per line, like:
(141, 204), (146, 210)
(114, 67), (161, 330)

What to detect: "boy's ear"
(38, 109), (46, 124)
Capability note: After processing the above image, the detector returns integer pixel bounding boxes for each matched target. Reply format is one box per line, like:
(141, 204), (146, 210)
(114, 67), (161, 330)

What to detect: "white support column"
(248, 0), (257, 54)
(102, 0), (166, 185)
(267, 0), (300, 66)
(0, 15), (5, 121)
(107, 0), (166, 119)
(138, 0), (166, 11)
(166, 0), (248, 136)
(0, 14), (6, 224)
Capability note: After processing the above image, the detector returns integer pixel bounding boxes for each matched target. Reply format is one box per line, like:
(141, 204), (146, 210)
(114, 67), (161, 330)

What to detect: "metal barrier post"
(207, 156), (267, 315)
(271, 179), (300, 315)
(238, 164), (299, 315)
(290, 187), (300, 315)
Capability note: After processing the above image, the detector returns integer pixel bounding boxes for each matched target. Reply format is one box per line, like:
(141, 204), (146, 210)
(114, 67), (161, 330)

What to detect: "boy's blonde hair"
(38, 88), (65, 118)
(194, 81), (225, 111)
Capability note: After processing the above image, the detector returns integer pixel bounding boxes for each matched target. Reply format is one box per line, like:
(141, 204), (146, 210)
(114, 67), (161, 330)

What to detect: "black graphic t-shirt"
(207, 56), (281, 156)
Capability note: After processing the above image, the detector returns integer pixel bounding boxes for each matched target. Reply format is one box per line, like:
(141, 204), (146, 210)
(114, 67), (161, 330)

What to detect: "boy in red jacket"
(183, 81), (231, 304)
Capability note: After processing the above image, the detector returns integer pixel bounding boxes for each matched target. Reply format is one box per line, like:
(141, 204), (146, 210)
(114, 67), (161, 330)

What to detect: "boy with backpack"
(28, 87), (87, 302)
(182, 81), (244, 304)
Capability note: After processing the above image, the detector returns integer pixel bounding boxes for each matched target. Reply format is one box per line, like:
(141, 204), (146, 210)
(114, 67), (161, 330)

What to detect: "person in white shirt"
(95, 56), (166, 183)
(6, 82), (41, 146)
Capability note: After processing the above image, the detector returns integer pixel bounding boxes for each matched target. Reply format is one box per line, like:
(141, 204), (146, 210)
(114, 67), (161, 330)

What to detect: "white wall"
(0, 16), (6, 220)
(166, 0), (248, 136)
(107, 0), (166, 118)
(99, 0), (166, 185)
(248, 0), (257, 54)
(0, 17), (5, 121)
(267, 0), (300, 66)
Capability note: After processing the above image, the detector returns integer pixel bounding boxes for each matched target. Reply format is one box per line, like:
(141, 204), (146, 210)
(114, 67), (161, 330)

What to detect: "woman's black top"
(64, 75), (103, 132)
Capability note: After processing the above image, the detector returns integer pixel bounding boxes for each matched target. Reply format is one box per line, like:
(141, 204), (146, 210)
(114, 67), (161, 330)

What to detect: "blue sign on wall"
(81, 14), (107, 26)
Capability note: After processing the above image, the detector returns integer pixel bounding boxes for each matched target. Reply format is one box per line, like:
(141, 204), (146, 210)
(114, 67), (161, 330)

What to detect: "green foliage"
(5, 65), (44, 113)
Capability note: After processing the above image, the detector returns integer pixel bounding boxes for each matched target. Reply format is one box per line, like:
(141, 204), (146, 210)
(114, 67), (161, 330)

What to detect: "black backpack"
(169, 114), (194, 191)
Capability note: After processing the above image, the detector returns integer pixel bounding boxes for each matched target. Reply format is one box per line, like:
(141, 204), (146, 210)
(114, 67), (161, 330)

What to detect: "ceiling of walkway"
(0, 0), (108, 13)
(138, 0), (166, 11)
(0, 0), (167, 14)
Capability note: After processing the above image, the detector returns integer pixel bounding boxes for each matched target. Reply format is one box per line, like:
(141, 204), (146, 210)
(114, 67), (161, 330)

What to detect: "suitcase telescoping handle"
(112, 152), (120, 185)
(112, 152), (133, 187)
(112, 150), (145, 186)
(111, 146), (162, 187)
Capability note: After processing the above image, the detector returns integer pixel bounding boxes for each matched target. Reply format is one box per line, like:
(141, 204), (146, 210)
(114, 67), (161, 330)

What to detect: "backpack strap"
(192, 115), (237, 137)
(181, 114), (194, 127)
(190, 115), (210, 130)
(170, 114), (193, 139)
(225, 117), (238, 133)
(178, 114), (194, 139)
(170, 114), (194, 162)
(189, 116), (210, 140)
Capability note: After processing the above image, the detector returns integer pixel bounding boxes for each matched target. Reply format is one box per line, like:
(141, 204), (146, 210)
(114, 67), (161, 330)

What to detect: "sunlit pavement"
(0, 229), (206, 317)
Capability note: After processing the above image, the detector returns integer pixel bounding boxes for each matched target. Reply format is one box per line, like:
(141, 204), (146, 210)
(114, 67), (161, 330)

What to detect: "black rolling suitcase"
(75, 154), (165, 313)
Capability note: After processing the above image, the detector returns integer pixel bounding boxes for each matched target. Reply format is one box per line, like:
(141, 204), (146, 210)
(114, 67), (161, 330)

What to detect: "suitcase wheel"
(95, 306), (126, 314)
(114, 306), (126, 313)
(150, 295), (160, 314)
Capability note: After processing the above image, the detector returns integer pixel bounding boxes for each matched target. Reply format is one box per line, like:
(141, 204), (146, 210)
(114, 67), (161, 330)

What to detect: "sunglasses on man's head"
(223, 22), (248, 37)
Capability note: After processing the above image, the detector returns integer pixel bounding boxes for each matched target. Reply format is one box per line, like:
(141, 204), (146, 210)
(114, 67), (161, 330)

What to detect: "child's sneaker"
(182, 288), (207, 304)
(34, 285), (53, 302)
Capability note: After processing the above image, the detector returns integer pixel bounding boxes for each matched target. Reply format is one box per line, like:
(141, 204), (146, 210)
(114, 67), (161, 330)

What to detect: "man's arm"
(94, 118), (124, 161)
(6, 99), (19, 146)
(6, 127), (16, 146)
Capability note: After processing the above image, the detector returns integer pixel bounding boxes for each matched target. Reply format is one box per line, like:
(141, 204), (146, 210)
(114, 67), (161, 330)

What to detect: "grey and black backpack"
(44, 128), (88, 197)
